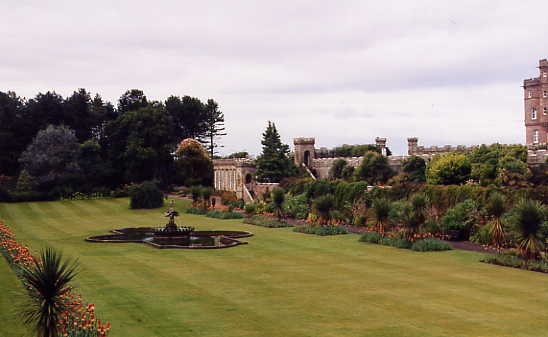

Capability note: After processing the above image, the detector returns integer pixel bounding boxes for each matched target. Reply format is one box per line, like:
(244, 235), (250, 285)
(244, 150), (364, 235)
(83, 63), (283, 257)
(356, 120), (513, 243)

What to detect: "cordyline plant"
(19, 247), (79, 337)
(372, 198), (391, 236)
(513, 200), (545, 261)
(486, 193), (506, 248)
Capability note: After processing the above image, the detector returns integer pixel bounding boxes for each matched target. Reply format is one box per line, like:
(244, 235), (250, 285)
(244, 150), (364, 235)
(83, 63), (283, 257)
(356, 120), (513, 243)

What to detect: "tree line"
(0, 89), (226, 196)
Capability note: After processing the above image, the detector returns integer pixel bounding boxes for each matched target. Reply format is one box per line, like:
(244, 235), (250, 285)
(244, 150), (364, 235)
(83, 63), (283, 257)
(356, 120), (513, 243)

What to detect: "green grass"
(1, 198), (547, 337)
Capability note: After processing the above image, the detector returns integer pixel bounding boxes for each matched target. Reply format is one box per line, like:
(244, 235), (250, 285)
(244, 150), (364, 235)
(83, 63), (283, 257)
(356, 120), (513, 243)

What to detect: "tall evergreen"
(203, 99), (227, 157)
(255, 121), (294, 183)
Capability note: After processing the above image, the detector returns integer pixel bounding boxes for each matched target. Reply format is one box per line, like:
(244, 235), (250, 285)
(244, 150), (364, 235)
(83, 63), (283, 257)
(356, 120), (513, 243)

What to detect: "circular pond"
(86, 227), (253, 249)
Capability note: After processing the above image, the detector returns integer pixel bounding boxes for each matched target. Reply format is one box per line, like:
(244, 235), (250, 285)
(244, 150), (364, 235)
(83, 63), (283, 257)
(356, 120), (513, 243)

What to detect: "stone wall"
(310, 157), (363, 179)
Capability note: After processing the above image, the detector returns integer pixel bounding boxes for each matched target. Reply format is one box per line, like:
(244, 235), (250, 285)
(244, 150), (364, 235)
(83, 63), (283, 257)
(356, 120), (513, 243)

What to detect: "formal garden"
(1, 89), (547, 336)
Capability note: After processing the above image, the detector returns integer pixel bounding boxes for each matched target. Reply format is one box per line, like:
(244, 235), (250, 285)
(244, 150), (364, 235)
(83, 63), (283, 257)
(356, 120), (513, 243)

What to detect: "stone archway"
(304, 150), (311, 167)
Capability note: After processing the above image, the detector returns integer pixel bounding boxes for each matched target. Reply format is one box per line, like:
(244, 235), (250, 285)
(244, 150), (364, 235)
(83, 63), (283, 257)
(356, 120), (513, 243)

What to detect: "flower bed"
(0, 221), (111, 336)
(243, 215), (292, 228)
(481, 252), (548, 273)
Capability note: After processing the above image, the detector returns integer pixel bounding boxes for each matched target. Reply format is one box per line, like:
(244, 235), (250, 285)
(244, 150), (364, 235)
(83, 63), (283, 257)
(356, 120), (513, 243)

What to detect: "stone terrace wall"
(527, 149), (548, 165)
(311, 157), (363, 179)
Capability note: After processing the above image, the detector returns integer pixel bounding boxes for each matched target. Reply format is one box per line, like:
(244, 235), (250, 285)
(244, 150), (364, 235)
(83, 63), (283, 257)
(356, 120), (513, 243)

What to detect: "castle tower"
(293, 137), (315, 167)
(407, 137), (418, 155)
(524, 59), (548, 145)
(375, 137), (387, 156)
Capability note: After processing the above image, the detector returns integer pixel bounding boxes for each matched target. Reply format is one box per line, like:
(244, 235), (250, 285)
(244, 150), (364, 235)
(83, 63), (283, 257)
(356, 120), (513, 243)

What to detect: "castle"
(213, 59), (548, 201)
(524, 59), (548, 146)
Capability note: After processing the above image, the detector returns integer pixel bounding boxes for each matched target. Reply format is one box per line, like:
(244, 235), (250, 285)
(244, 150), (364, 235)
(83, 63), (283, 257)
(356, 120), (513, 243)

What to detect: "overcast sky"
(2, 0), (548, 155)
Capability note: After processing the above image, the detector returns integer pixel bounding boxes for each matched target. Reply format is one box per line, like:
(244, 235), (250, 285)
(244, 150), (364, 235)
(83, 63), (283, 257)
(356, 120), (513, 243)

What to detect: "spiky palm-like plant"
(401, 204), (421, 241)
(271, 188), (285, 221)
(372, 198), (391, 235)
(513, 200), (545, 261)
(313, 194), (335, 226)
(201, 186), (213, 209)
(486, 192), (506, 248)
(20, 248), (79, 337)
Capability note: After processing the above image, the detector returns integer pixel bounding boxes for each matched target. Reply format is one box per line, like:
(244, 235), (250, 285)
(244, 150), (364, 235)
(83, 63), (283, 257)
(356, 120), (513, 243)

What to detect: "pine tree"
(255, 121), (295, 183)
(203, 99), (227, 157)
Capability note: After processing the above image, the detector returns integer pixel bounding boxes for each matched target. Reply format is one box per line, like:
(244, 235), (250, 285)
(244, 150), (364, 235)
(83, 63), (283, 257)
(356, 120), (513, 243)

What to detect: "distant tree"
(255, 121), (295, 183)
(166, 95), (207, 141)
(203, 99), (227, 157)
(226, 151), (249, 159)
(102, 105), (173, 184)
(496, 156), (531, 187)
(402, 156), (426, 183)
(329, 159), (347, 180)
(19, 125), (81, 189)
(117, 89), (148, 114)
(78, 140), (112, 190)
(0, 91), (26, 175)
(354, 152), (394, 184)
(426, 153), (471, 185)
(175, 138), (213, 186)
(63, 89), (93, 141)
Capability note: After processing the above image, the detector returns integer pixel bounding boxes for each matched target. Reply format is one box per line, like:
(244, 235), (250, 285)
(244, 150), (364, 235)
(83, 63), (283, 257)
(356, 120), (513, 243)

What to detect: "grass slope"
(0, 198), (547, 337)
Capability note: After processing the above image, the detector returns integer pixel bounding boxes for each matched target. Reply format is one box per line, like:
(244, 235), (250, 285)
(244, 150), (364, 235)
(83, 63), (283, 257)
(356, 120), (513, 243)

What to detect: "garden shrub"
(440, 199), (477, 234)
(380, 236), (413, 249)
(411, 238), (453, 252)
(304, 179), (336, 201)
(185, 207), (208, 215)
(129, 181), (164, 209)
(283, 194), (310, 219)
(206, 210), (244, 219)
(470, 225), (492, 245)
(481, 252), (548, 273)
(293, 225), (348, 236)
(359, 231), (382, 243)
(244, 203), (256, 215)
(243, 215), (292, 228)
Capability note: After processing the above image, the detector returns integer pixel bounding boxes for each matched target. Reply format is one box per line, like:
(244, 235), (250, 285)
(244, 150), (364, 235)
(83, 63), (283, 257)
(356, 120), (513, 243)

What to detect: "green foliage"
(175, 139), (213, 187)
(271, 187), (286, 220)
(305, 179), (335, 201)
(313, 194), (335, 225)
(16, 170), (34, 192)
(440, 199), (477, 232)
(426, 153), (471, 185)
(329, 159), (347, 180)
(333, 181), (368, 209)
(279, 177), (313, 196)
(411, 239), (453, 252)
(255, 121), (295, 183)
(512, 199), (546, 260)
(481, 252), (547, 273)
(205, 210), (244, 219)
(402, 156), (426, 183)
(243, 215), (292, 228)
(470, 225), (492, 245)
(103, 105), (174, 184)
(316, 144), (392, 158)
(372, 198), (391, 233)
(293, 225), (348, 236)
(359, 231), (382, 243)
(225, 151), (249, 159)
(244, 203), (257, 215)
(19, 125), (81, 190)
(129, 181), (164, 209)
(185, 207), (208, 215)
(380, 236), (413, 249)
(283, 194), (310, 219)
(19, 247), (79, 337)
(354, 152), (394, 184)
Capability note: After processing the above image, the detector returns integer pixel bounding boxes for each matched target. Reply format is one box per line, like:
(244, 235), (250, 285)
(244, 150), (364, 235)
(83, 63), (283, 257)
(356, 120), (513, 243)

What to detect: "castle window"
(544, 72), (547, 78)
(533, 130), (539, 144)
(531, 108), (537, 120)
(544, 91), (547, 98)
(528, 91), (532, 98)
(545, 107), (548, 115)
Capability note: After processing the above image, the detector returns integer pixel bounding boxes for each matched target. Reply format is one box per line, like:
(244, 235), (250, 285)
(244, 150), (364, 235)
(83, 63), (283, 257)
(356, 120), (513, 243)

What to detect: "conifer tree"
(203, 99), (227, 157)
(255, 121), (295, 183)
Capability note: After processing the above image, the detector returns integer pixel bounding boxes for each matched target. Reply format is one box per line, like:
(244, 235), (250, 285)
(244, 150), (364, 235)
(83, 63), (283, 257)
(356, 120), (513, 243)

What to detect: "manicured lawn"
(1, 198), (546, 337)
